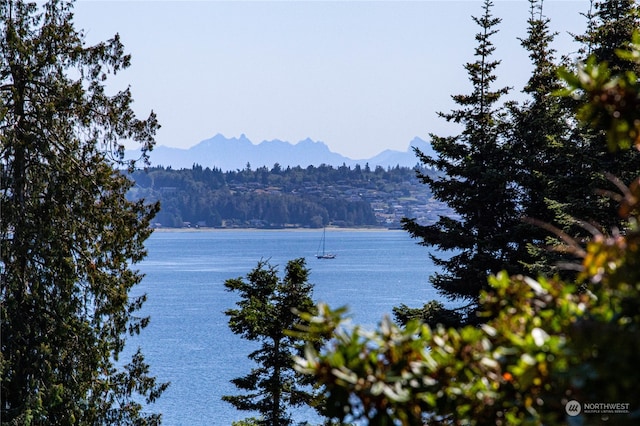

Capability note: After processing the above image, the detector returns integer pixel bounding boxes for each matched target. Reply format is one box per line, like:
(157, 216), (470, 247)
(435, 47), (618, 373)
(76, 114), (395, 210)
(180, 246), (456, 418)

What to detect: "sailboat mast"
(322, 227), (326, 255)
(316, 227), (335, 259)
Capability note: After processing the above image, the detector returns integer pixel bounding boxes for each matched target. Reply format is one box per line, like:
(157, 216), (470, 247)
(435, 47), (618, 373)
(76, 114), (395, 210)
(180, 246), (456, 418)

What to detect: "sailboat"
(316, 227), (336, 259)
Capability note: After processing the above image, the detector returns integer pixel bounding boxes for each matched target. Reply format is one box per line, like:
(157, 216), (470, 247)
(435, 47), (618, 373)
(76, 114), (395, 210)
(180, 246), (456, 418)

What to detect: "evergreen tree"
(1, 0), (167, 423)
(507, 0), (577, 275)
(507, 0), (639, 277)
(555, 0), (640, 241)
(223, 258), (324, 425)
(576, 0), (640, 74)
(401, 0), (515, 324)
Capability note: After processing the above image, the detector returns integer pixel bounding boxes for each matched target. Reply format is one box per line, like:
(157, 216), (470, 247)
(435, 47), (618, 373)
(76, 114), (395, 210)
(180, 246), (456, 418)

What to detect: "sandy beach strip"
(151, 226), (394, 233)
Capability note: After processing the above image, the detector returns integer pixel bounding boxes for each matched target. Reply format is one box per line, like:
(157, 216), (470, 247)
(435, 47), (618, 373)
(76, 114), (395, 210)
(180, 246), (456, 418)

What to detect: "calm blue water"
(128, 229), (448, 425)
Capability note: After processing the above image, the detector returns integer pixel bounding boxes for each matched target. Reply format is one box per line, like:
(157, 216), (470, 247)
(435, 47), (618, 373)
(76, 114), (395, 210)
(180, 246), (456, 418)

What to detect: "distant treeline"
(128, 163), (435, 228)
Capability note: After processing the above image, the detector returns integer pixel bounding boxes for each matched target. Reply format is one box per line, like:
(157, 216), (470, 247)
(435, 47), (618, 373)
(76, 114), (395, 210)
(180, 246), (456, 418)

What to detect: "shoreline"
(151, 226), (400, 233)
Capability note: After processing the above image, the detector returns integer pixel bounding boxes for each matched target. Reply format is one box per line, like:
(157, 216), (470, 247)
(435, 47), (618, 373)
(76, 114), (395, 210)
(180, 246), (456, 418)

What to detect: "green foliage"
(297, 275), (570, 425)
(392, 301), (464, 329)
(297, 199), (640, 424)
(559, 31), (640, 152)
(223, 259), (325, 425)
(231, 418), (263, 426)
(1, 0), (166, 423)
(294, 31), (640, 426)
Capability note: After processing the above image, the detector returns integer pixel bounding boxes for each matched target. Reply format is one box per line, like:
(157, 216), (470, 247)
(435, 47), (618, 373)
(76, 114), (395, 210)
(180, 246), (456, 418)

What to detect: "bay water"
(129, 229), (449, 425)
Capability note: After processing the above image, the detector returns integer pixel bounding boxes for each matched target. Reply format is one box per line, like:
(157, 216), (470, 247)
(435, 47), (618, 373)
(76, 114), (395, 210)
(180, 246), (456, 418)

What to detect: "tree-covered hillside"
(128, 163), (444, 229)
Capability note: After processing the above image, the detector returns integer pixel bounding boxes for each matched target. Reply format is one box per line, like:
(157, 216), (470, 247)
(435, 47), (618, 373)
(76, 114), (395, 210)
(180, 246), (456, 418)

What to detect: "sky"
(72, 0), (590, 159)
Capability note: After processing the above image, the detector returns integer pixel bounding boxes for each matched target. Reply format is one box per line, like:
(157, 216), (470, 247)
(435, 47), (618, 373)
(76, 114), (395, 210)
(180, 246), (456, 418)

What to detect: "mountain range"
(131, 133), (436, 171)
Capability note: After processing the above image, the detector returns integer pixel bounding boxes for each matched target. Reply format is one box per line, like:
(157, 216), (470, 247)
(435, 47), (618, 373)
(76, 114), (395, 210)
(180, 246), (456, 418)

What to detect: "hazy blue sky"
(73, 1), (589, 159)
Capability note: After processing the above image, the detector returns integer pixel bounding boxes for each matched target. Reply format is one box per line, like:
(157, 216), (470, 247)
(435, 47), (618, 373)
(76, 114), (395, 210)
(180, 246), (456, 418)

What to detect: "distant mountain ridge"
(131, 133), (435, 171)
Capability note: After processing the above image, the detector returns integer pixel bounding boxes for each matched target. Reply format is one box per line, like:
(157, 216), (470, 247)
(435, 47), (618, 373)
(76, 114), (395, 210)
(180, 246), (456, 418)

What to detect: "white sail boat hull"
(316, 253), (336, 259)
